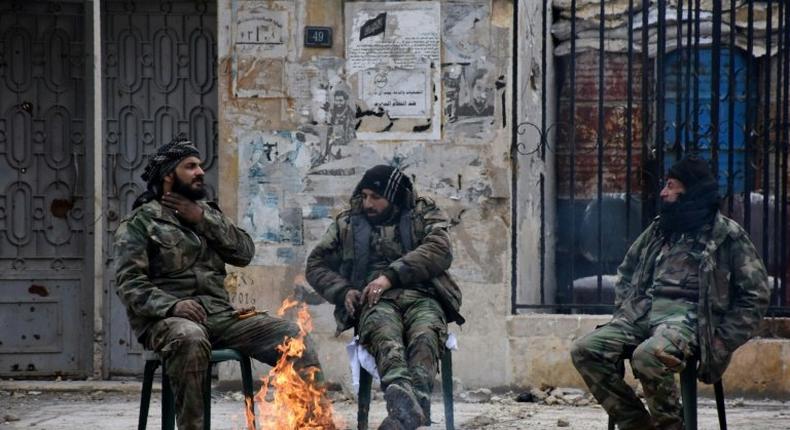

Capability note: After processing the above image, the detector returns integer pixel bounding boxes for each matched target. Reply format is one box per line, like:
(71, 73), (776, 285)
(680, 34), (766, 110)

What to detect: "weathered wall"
(216, 0), (516, 389)
(508, 314), (790, 399)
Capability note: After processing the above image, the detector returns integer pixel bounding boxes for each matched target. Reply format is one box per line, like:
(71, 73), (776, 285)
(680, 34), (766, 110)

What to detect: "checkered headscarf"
(141, 133), (200, 186)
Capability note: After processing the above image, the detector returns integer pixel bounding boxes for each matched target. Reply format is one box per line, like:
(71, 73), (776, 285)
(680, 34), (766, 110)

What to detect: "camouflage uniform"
(114, 199), (322, 430)
(571, 213), (769, 430)
(306, 196), (463, 424)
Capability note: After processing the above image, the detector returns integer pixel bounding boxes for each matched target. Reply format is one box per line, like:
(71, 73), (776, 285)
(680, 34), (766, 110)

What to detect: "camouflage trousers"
(144, 308), (323, 430)
(571, 298), (698, 430)
(358, 289), (447, 418)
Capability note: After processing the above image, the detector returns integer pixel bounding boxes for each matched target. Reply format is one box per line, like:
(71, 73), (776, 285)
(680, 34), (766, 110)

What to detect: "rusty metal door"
(102, 0), (218, 375)
(0, 1), (91, 376)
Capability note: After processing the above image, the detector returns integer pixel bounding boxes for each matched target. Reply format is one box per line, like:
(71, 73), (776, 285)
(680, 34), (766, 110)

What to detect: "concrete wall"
(215, 0), (518, 389)
(508, 314), (790, 399)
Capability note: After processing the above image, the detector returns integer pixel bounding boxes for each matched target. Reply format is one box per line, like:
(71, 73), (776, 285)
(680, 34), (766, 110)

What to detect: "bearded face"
(170, 156), (207, 201)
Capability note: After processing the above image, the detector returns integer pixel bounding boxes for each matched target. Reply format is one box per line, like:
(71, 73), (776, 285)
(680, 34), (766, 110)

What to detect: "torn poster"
(346, 1), (442, 140)
(238, 130), (313, 265)
(232, 1), (294, 98)
(443, 1), (491, 63)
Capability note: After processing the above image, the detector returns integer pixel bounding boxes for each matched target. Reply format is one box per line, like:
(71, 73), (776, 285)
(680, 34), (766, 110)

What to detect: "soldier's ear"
(163, 172), (175, 184)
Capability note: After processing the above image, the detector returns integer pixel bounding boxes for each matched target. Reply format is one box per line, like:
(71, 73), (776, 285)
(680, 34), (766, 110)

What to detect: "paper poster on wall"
(443, 1), (491, 63)
(345, 1), (441, 140)
(232, 1), (294, 98)
(238, 130), (314, 265)
(359, 68), (431, 119)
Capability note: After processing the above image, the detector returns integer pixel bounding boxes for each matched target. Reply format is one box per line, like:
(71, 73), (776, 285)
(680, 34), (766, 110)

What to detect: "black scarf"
(659, 179), (720, 234)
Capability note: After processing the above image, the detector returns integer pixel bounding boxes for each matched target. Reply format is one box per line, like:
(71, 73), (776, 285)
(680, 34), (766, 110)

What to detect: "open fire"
(245, 298), (337, 430)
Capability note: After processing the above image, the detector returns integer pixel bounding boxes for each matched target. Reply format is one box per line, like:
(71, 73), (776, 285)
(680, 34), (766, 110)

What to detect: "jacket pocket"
(710, 268), (731, 312)
(150, 226), (190, 275)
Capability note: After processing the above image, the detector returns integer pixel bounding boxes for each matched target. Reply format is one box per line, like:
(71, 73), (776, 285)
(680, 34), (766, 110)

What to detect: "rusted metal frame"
(744, 0), (755, 235)
(692, 0), (702, 153)
(674, 0), (684, 161)
(656, 0), (668, 207)
(772, 2), (784, 305)
(763, 0), (773, 299)
(641, 0), (653, 226)
(509, 0), (518, 315)
(539, 0), (548, 305)
(782, 0), (790, 307)
(625, 0), (635, 241)
(683, 0), (693, 154)
(710, 0), (721, 181)
(727, 0), (737, 215)
(596, 0), (606, 302)
(567, 0), (578, 307)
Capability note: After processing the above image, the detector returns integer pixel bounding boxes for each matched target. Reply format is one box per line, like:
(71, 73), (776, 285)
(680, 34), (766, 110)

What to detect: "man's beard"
(365, 204), (395, 225)
(173, 175), (206, 201)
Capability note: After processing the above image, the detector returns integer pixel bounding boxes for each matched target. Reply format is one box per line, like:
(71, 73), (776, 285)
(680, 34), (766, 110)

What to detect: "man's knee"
(631, 341), (677, 379)
(570, 336), (593, 368)
(159, 320), (210, 372)
(174, 322), (209, 348)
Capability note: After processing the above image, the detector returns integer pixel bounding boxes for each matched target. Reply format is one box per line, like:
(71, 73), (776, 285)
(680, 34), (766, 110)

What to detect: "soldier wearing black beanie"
(353, 164), (414, 209)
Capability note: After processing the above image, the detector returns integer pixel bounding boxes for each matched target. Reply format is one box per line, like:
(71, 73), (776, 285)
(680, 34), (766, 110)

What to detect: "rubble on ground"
(514, 385), (597, 407)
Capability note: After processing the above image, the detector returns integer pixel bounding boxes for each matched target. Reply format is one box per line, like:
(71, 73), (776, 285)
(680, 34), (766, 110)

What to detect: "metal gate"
(102, 0), (218, 375)
(0, 1), (91, 376)
(513, 0), (790, 315)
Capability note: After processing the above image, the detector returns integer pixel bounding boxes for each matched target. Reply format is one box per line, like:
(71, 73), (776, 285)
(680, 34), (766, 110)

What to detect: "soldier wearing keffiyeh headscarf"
(132, 133), (201, 209)
(307, 165), (464, 430)
(114, 135), (327, 430)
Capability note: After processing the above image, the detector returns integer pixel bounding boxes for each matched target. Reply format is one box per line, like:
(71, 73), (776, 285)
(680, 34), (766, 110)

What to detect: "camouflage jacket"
(615, 212), (769, 383)
(306, 196), (463, 334)
(113, 199), (254, 341)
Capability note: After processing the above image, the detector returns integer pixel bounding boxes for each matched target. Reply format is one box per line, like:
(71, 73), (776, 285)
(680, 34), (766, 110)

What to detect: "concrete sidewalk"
(1, 380), (788, 430)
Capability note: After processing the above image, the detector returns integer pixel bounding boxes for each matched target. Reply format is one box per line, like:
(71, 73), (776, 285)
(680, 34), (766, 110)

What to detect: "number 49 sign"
(304, 26), (332, 48)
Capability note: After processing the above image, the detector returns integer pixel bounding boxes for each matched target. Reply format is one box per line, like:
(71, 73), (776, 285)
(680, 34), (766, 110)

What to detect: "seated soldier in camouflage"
(306, 165), (464, 430)
(571, 156), (770, 430)
(113, 135), (324, 430)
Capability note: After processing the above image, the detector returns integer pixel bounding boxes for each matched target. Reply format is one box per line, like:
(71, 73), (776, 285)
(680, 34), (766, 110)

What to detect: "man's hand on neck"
(161, 192), (204, 224)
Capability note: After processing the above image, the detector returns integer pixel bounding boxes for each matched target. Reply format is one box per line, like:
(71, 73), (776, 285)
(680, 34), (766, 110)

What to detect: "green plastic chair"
(607, 357), (726, 430)
(357, 350), (455, 430)
(138, 348), (256, 430)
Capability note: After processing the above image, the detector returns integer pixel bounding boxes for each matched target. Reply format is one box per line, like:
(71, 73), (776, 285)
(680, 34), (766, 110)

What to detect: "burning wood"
(246, 298), (337, 430)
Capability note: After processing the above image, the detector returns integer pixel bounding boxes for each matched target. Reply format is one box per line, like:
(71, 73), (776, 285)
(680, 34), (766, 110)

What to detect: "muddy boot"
(378, 416), (406, 430)
(384, 383), (426, 430)
(416, 393), (431, 425)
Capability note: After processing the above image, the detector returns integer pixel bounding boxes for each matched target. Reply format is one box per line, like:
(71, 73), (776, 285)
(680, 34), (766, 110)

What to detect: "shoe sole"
(384, 385), (424, 430)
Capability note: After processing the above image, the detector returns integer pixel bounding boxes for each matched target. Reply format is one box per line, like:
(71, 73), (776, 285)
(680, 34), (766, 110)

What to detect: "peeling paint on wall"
(232, 1), (296, 98)
(218, 0), (518, 388)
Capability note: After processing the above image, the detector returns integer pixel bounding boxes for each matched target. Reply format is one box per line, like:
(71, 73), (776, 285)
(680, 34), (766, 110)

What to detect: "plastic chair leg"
(161, 361), (176, 430)
(714, 380), (727, 430)
(680, 363), (697, 430)
(203, 363), (213, 430)
(357, 368), (373, 430)
(440, 351), (455, 430)
(240, 355), (256, 429)
(138, 360), (159, 430)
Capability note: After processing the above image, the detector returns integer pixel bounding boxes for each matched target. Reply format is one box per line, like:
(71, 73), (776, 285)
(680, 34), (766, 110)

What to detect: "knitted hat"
(141, 133), (201, 187)
(354, 165), (413, 207)
(667, 156), (715, 190)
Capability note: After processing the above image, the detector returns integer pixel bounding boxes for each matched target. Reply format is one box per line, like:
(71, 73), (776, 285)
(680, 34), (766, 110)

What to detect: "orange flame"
(245, 297), (336, 430)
